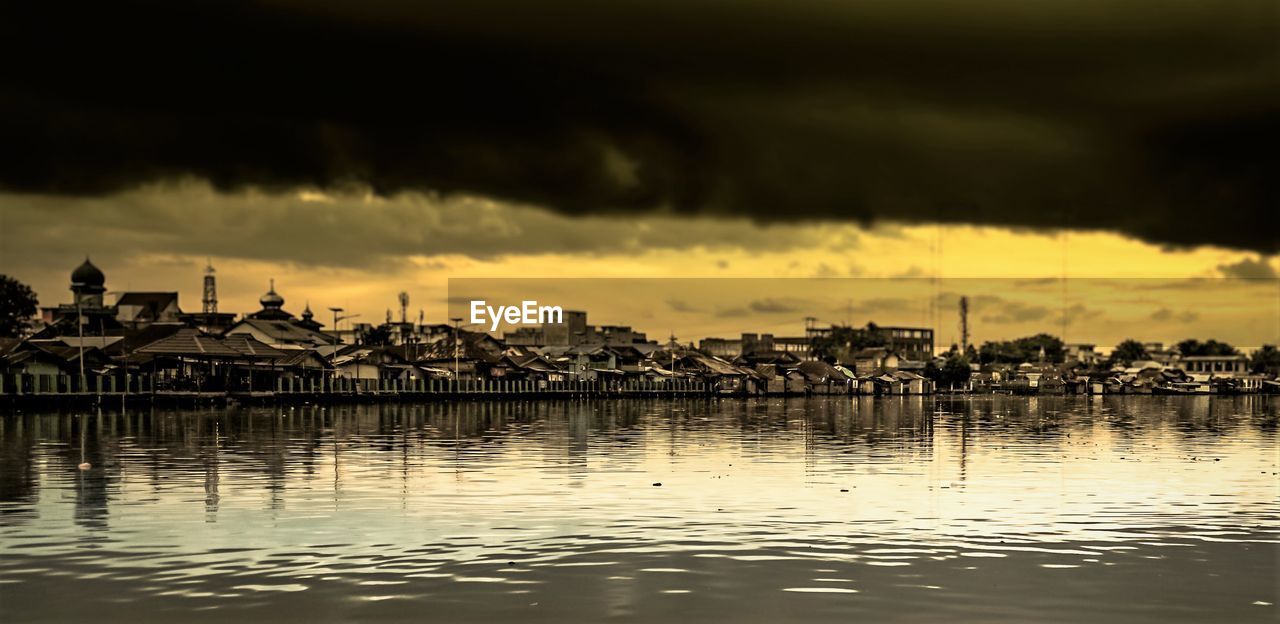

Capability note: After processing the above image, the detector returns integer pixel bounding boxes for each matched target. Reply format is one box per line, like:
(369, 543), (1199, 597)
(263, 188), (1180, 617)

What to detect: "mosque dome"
(71, 257), (105, 287)
(259, 279), (285, 308)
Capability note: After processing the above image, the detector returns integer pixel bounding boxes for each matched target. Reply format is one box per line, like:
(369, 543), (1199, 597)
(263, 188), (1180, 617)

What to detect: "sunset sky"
(0, 0), (1275, 348)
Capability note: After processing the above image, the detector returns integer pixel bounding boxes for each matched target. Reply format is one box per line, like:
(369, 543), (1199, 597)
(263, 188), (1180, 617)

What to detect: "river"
(1, 396), (1276, 622)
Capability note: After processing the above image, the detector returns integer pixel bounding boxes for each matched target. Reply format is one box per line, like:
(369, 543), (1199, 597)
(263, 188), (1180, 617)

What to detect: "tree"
(810, 322), (887, 361)
(0, 275), (38, 338)
(1250, 345), (1280, 375)
(977, 334), (1064, 365)
(941, 355), (972, 388)
(1109, 339), (1149, 366)
(359, 323), (394, 346)
(1176, 339), (1238, 357)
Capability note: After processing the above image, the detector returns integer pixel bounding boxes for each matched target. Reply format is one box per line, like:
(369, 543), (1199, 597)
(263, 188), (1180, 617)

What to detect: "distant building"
(741, 333), (812, 360)
(542, 310), (588, 346)
(805, 321), (935, 362)
(509, 311), (650, 347)
(878, 326), (934, 361)
(700, 337), (742, 358)
(1176, 355), (1249, 377)
(1065, 343), (1099, 366)
(115, 292), (183, 328)
(504, 326), (545, 346)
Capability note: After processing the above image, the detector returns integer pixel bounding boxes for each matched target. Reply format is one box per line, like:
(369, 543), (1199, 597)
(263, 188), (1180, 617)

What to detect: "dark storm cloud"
(1, 0), (1276, 251)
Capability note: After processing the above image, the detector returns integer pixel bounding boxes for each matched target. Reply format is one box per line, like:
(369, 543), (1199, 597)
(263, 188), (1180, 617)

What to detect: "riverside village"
(2, 259), (1278, 407)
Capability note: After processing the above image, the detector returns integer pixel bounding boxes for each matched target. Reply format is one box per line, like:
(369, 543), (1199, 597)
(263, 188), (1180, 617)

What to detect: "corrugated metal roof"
(135, 329), (243, 358)
(223, 335), (290, 359)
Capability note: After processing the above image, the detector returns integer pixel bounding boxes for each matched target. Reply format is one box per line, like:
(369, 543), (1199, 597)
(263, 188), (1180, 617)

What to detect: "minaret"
(202, 260), (218, 314)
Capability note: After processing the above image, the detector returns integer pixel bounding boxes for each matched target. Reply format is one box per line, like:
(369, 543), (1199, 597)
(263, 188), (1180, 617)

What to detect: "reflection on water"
(1, 397), (1277, 623)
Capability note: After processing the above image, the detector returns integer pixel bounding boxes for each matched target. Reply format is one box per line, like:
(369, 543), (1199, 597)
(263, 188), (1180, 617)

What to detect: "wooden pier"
(0, 373), (715, 410)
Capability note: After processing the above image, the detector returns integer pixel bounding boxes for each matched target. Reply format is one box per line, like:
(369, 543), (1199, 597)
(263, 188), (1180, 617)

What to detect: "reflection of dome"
(71, 257), (105, 287)
(260, 279), (284, 308)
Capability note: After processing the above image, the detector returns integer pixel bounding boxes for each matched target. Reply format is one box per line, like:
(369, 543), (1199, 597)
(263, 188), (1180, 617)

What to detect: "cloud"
(666, 299), (701, 313)
(1, 0), (1275, 251)
(0, 182), (841, 273)
(1217, 256), (1278, 279)
(715, 307), (751, 318)
(748, 298), (805, 314)
(1150, 308), (1199, 323)
(981, 302), (1051, 324)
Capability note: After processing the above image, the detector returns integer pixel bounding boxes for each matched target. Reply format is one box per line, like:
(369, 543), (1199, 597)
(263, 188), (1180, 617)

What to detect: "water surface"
(1, 396), (1277, 622)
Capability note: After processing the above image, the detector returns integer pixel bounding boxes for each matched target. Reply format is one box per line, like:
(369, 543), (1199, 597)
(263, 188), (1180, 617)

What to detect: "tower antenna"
(202, 259), (218, 314)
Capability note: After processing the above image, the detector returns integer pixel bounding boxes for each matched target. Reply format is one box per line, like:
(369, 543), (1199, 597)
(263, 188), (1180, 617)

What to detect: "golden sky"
(2, 184), (1275, 351)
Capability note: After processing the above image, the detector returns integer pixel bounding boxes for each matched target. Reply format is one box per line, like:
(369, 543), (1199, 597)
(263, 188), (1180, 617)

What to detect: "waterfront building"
(852, 347), (900, 376)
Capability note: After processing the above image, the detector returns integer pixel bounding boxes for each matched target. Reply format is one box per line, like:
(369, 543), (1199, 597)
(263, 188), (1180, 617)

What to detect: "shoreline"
(2, 390), (1272, 412)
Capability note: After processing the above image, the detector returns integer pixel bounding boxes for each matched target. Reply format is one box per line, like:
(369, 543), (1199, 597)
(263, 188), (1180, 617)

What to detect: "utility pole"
(959, 296), (969, 354)
(451, 317), (463, 382)
(76, 296), (85, 392)
(328, 307), (359, 390)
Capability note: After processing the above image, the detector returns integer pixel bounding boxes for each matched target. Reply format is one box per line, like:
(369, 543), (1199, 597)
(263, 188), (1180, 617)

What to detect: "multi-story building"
(741, 333), (813, 360)
(1176, 355), (1249, 377)
(699, 337), (743, 358)
(878, 326), (935, 362)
